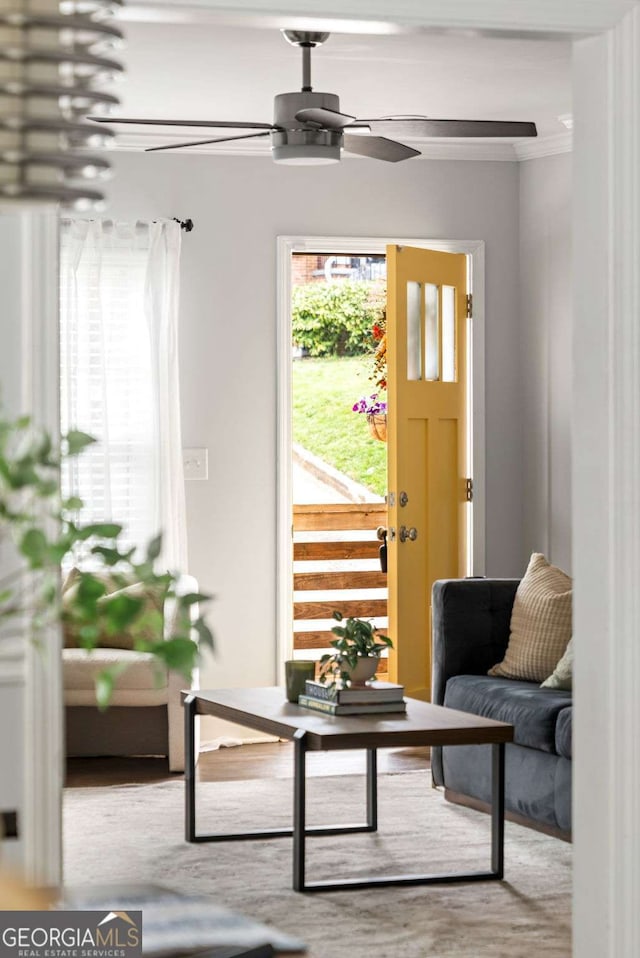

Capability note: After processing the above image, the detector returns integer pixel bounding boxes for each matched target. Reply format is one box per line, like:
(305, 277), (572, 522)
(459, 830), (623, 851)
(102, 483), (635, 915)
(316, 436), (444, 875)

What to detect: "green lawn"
(292, 357), (387, 497)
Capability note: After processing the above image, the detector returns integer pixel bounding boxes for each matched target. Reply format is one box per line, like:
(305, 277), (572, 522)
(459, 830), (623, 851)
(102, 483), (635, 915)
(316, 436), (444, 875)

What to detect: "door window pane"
(442, 285), (456, 382)
(407, 281), (422, 381)
(424, 283), (439, 381)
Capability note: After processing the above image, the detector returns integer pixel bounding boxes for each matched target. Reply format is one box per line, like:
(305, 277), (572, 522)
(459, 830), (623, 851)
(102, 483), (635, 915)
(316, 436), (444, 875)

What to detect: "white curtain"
(59, 218), (188, 571)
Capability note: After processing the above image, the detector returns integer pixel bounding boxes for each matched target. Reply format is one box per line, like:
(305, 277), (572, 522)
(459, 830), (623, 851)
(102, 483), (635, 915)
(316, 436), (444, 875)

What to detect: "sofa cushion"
(442, 742), (566, 830)
(555, 707), (573, 759)
(63, 647), (168, 698)
(489, 553), (572, 682)
(444, 674), (573, 753)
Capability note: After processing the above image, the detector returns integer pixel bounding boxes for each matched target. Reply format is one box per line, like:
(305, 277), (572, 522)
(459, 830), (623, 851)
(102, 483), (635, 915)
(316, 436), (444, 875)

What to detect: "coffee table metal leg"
(293, 739), (378, 892)
(183, 700), (376, 846)
(184, 693), (196, 842)
(367, 748), (378, 831)
(300, 742), (506, 893)
(293, 729), (307, 891)
(491, 742), (506, 878)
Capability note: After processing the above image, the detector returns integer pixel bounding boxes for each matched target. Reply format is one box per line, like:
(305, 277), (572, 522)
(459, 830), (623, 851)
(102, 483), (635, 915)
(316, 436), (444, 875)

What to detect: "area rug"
(64, 772), (572, 958)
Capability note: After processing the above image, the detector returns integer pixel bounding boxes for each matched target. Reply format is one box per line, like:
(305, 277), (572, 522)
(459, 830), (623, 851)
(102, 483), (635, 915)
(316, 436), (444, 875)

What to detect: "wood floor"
(65, 741), (431, 788)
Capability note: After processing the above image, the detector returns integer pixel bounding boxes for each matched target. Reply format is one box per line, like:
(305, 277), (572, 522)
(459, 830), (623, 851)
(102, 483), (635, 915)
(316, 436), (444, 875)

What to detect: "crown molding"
(112, 129), (571, 162)
(515, 130), (573, 159)
(400, 140), (517, 161)
(120, 0), (636, 36)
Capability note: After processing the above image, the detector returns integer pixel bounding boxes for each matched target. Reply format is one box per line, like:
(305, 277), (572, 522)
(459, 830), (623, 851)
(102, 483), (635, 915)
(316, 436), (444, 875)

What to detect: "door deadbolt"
(399, 491), (409, 507)
(399, 525), (418, 543)
(376, 527), (388, 573)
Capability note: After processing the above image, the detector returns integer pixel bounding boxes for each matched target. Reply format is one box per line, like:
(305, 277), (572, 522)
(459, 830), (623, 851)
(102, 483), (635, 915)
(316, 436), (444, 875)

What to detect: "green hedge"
(292, 281), (384, 357)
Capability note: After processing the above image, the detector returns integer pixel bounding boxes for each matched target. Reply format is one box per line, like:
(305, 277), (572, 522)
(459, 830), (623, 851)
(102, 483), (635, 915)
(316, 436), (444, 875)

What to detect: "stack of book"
(298, 680), (406, 716)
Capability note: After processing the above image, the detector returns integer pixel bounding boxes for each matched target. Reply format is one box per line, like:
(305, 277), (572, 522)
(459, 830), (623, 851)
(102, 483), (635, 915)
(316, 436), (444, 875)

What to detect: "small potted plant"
(318, 611), (393, 690)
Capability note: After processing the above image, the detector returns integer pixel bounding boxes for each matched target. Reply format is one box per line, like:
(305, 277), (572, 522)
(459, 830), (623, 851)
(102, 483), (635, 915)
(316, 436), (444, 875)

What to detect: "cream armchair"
(63, 574), (199, 773)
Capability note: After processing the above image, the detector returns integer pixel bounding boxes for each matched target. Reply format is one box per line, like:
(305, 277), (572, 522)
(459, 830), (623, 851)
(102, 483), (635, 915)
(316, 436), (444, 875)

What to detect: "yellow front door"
(386, 245), (469, 699)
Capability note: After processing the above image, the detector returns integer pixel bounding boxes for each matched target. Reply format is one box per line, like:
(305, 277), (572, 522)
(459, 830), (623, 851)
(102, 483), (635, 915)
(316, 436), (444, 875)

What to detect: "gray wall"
(519, 152), (572, 573)
(104, 150), (523, 693)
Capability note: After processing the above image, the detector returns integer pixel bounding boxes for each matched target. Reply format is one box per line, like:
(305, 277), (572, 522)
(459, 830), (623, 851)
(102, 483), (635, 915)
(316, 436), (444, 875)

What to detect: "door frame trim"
(0, 206), (63, 885)
(276, 234), (485, 681)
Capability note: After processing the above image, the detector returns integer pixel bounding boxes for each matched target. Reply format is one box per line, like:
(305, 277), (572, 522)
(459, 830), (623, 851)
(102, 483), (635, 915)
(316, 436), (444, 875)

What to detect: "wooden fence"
(293, 503), (388, 674)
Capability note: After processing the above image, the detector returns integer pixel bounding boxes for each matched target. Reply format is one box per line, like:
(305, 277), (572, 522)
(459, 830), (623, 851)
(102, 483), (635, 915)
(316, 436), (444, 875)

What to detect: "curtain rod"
(60, 217), (194, 233)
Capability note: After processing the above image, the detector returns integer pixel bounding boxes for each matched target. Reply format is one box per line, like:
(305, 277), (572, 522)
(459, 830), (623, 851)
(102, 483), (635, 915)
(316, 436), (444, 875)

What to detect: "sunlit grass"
(292, 357), (387, 497)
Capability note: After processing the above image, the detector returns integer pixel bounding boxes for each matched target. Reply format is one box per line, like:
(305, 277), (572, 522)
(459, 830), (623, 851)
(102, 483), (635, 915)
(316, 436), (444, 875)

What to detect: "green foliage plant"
(318, 611), (393, 692)
(292, 280), (385, 357)
(0, 411), (213, 709)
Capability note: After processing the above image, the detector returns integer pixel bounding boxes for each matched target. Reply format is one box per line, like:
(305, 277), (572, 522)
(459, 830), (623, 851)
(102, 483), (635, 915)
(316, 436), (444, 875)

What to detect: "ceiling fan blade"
(343, 134), (420, 163)
(295, 107), (356, 130)
(359, 118), (537, 139)
(87, 116), (277, 130)
(146, 131), (272, 153)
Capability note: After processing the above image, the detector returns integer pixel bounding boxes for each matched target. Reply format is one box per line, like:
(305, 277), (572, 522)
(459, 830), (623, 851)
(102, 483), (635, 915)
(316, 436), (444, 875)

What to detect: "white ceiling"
(111, 19), (572, 158)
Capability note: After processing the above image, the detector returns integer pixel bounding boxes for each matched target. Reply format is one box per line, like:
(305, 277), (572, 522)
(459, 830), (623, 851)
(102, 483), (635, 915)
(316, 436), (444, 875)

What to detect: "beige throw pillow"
(489, 553), (572, 682)
(63, 579), (165, 650)
(541, 637), (573, 690)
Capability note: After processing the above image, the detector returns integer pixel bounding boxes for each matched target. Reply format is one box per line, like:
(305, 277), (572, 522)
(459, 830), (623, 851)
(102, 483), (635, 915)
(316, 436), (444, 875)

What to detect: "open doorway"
(276, 235), (486, 686)
(290, 250), (390, 677)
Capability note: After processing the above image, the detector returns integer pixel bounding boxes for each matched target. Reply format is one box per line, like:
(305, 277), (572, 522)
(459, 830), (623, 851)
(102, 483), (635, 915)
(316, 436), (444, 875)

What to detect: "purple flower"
(352, 392), (387, 416)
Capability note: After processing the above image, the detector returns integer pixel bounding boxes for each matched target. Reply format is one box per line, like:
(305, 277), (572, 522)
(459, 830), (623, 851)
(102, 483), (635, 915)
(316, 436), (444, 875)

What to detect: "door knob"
(399, 525), (418, 543)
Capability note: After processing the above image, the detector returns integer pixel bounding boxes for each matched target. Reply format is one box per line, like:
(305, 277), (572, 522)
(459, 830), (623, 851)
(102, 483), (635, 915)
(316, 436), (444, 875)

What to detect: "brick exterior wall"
(292, 254), (324, 285)
(292, 253), (386, 286)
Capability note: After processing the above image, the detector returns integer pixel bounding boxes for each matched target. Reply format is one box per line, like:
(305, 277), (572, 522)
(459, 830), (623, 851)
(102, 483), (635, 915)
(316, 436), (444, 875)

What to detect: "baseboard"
(443, 787), (572, 843)
(199, 715), (279, 746)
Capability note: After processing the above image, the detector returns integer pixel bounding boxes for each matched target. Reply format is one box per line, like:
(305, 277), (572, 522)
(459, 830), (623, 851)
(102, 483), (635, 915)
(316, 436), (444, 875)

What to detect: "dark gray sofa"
(431, 577), (572, 840)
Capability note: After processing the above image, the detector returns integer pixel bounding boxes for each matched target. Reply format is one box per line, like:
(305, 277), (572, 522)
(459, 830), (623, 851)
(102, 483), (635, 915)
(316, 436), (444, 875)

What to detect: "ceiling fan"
(89, 30), (537, 165)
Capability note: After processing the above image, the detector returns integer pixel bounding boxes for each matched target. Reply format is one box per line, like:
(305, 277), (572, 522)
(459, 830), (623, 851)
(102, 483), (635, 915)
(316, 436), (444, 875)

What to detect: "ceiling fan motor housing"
(272, 91), (342, 163)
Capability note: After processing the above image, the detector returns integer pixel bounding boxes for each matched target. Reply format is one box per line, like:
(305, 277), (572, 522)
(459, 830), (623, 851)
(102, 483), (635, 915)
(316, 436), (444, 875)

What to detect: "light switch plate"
(183, 447), (208, 480)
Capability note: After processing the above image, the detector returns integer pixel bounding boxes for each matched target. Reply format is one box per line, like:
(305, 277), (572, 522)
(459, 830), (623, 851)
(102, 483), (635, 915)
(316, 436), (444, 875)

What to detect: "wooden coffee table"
(183, 687), (513, 894)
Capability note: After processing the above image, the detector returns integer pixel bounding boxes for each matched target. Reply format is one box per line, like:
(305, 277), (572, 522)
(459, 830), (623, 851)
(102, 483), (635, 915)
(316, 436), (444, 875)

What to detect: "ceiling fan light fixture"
(271, 128), (341, 165)
(272, 144), (340, 165)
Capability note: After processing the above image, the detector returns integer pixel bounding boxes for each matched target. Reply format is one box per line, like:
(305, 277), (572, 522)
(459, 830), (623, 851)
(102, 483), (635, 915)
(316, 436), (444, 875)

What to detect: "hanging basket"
(366, 413), (387, 442)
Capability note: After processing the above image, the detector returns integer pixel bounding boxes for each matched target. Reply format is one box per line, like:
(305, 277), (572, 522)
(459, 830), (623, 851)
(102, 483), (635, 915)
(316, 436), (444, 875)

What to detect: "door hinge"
(465, 478), (474, 502)
(466, 294), (473, 319)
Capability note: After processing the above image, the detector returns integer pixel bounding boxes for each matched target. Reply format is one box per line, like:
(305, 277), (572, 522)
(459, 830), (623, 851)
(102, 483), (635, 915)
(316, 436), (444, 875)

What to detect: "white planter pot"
(345, 656), (379, 688)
